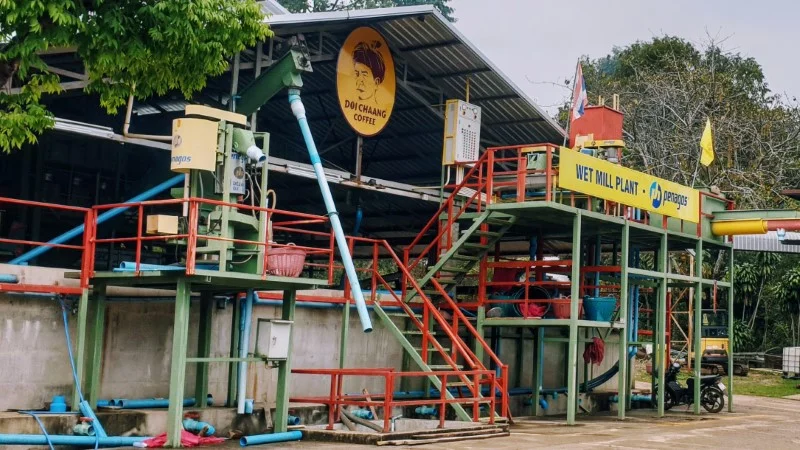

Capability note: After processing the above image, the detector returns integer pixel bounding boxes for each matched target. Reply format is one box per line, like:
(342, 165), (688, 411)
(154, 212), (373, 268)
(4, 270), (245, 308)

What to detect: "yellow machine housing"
(170, 118), (219, 173)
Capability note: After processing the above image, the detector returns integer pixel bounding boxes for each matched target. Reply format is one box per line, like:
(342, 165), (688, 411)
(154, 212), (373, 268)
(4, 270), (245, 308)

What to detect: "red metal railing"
(290, 368), (496, 431)
(334, 236), (510, 421)
(86, 197), (334, 282)
(0, 197), (92, 294)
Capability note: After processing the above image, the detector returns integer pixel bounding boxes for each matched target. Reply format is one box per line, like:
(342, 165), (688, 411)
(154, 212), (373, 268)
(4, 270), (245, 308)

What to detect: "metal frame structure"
(382, 143), (735, 425)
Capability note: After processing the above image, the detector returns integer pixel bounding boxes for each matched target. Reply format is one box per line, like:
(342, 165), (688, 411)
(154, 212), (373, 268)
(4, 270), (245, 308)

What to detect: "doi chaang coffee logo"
(337, 27), (396, 137)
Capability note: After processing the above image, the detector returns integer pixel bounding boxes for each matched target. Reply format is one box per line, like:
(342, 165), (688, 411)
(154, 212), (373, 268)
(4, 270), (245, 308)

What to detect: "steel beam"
(728, 248), (735, 412)
(72, 288), (90, 409)
(656, 234), (668, 417)
(618, 223), (629, 419)
(273, 289), (297, 433)
(195, 293), (213, 407)
(692, 240), (703, 413)
(166, 279), (192, 448)
(86, 283), (107, 408)
(567, 212), (582, 425)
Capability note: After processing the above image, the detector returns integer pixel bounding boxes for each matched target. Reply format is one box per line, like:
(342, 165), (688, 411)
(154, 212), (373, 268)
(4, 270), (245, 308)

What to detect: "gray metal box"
(256, 319), (293, 360)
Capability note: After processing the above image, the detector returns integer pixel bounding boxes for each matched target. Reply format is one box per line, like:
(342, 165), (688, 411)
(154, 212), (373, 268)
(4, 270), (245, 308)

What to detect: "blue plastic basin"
(583, 296), (616, 321)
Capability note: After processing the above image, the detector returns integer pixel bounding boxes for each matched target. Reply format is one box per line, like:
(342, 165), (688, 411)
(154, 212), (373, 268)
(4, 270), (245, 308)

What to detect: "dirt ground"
(231, 395), (800, 449)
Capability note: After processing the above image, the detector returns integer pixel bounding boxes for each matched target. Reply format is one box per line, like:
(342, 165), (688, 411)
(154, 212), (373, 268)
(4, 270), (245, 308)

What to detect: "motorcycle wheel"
(701, 386), (725, 413)
(664, 389), (674, 410)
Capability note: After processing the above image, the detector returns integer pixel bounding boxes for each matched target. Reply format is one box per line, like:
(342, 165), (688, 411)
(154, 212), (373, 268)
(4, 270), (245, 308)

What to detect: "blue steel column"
(617, 223), (629, 419)
(237, 289), (255, 414)
(288, 90), (372, 333)
(567, 212), (582, 425)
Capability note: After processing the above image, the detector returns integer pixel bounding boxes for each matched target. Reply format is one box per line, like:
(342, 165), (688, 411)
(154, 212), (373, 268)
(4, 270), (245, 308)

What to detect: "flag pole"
(562, 61), (580, 147)
(690, 158), (701, 188)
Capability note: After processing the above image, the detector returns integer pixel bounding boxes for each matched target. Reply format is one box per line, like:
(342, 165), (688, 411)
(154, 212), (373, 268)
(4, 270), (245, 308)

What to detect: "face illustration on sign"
(337, 27), (396, 137)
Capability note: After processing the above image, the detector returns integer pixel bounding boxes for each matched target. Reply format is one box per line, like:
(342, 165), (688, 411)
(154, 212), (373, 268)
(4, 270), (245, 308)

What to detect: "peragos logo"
(649, 182), (663, 208)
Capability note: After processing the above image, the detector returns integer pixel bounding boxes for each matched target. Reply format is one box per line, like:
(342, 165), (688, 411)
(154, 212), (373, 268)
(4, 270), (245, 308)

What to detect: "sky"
(449, 0), (797, 116)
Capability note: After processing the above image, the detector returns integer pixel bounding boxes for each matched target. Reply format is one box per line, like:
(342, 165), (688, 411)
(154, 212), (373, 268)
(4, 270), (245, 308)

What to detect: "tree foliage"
(575, 36), (800, 209)
(277, 0), (455, 21)
(0, 0), (271, 153)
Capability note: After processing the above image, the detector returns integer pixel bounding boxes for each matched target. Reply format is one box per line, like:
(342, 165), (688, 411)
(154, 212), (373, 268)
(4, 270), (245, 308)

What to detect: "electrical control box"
(170, 118), (219, 173)
(255, 319), (293, 360)
(442, 99), (482, 165)
(214, 153), (246, 195)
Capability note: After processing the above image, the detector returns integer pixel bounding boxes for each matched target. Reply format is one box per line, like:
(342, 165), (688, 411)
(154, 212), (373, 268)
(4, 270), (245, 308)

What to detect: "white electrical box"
(256, 319), (293, 360)
(783, 347), (800, 375)
(442, 99), (481, 165)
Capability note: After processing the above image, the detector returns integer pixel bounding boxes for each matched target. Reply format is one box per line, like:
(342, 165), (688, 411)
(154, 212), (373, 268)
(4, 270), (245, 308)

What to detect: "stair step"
(386, 312), (422, 319)
(402, 330), (439, 336)
(429, 364), (464, 370)
(451, 254), (480, 262)
(413, 347), (451, 353)
(485, 217), (514, 226)
(463, 242), (490, 250)
(480, 417), (509, 423)
(473, 230), (502, 238)
(409, 428), (505, 439)
(439, 266), (471, 273)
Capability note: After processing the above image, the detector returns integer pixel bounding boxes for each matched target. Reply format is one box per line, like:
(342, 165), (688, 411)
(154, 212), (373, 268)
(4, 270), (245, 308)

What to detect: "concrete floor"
(241, 395), (800, 449)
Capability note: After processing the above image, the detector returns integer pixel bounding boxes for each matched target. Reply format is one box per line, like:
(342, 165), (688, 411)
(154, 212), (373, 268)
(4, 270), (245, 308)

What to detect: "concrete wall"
(0, 266), (625, 415)
(0, 283), (404, 411)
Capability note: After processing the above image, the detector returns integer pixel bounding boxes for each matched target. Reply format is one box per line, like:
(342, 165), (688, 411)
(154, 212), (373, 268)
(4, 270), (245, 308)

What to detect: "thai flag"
(571, 63), (588, 120)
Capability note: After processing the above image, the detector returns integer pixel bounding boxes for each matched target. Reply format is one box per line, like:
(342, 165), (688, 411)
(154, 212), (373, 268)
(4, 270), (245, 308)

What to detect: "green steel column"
(656, 234), (668, 417)
(274, 289), (297, 433)
(195, 292), (214, 407)
(72, 288), (90, 409)
(617, 223), (630, 419)
(166, 279), (192, 448)
(567, 212), (582, 425)
(728, 247), (735, 412)
(475, 306), (486, 362)
(86, 283), (107, 407)
(693, 240), (703, 414)
(339, 299), (350, 369)
(227, 296), (241, 406)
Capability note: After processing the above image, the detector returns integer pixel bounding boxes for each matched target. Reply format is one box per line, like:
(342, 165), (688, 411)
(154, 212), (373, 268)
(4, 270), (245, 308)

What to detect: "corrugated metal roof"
(259, 0), (289, 16)
(258, 5), (565, 184)
(734, 231), (800, 253)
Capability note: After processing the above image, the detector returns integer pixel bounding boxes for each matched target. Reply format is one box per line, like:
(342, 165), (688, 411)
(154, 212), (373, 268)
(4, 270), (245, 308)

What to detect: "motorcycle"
(653, 362), (726, 413)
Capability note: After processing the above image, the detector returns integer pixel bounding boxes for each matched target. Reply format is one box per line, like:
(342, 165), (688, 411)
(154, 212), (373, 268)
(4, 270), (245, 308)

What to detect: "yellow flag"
(700, 118), (714, 166)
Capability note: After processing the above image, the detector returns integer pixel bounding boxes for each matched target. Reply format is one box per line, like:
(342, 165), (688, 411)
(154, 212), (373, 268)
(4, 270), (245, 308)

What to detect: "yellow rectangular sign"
(558, 147), (700, 223)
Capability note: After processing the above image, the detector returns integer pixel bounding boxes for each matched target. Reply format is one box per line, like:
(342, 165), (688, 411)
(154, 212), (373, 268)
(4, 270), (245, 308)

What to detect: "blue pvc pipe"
(349, 409), (373, 420)
(0, 274), (18, 283)
(10, 174), (186, 265)
(114, 398), (201, 409)
(289, 90), (372, 333)
(287, 415), (301, 426)
(115, 262), (219, 272)
(238, 289), (254, 414)
(0, 435), (149, 447)
(240, 431), (302, 447)
(79, 400), (107, 438)
(253, 299), (420, 315)
(415, 406), (437, 416)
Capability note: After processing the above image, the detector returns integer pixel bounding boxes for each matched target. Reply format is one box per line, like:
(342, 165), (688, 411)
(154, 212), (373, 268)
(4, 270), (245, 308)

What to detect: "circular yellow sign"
(336, 27), (396, 137)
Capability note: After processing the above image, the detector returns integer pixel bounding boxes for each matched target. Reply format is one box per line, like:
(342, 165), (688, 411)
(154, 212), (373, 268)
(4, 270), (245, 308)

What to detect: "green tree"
(278, 0), (455, 21)
(569, 36), (800, 209)
(0, 0), (271, 153)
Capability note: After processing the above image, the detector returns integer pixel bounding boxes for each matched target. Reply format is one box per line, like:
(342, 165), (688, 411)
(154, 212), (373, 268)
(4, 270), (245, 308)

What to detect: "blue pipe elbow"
(539, 398), (548, 410)
(183, 418), (216, 436)
(287, 415), (301, 426)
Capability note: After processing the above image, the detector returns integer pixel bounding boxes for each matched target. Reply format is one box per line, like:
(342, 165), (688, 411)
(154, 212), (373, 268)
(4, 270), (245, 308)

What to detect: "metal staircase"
(370, 153), (513, 422)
